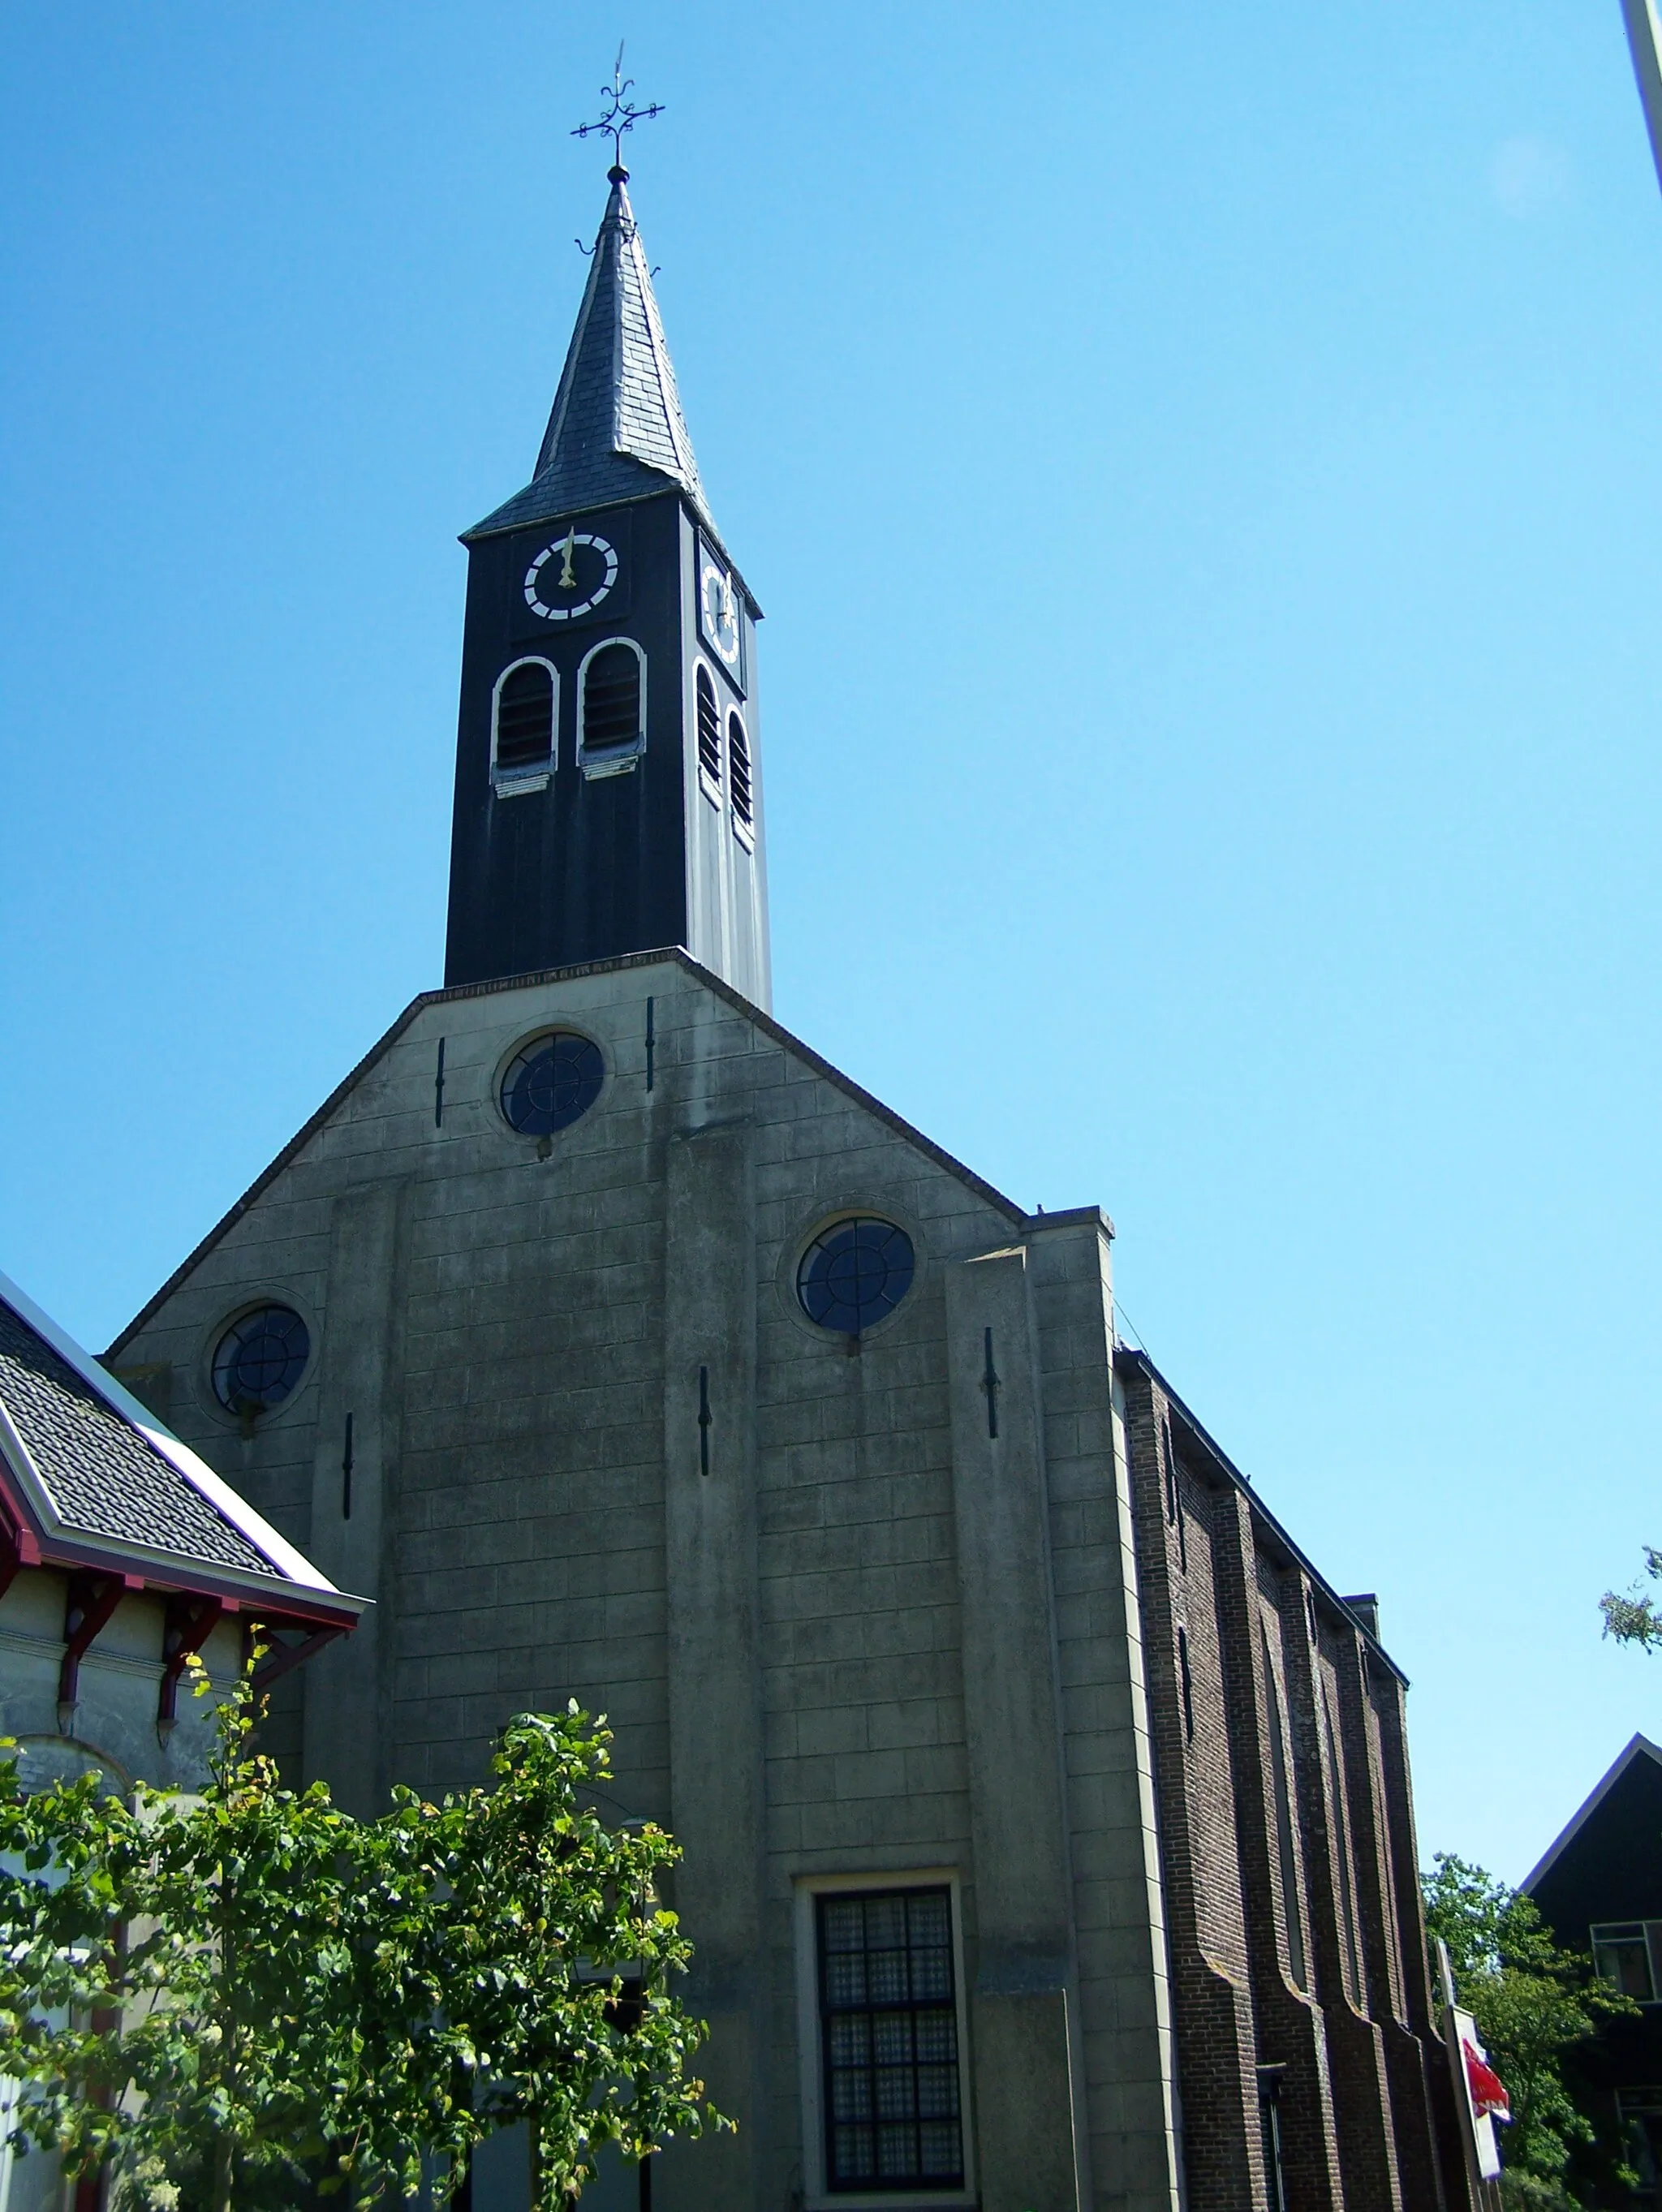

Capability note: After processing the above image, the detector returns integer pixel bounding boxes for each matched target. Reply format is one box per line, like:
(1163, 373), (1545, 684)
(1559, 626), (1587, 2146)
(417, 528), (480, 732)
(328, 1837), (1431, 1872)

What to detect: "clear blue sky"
(2, 2), (1659, 1886)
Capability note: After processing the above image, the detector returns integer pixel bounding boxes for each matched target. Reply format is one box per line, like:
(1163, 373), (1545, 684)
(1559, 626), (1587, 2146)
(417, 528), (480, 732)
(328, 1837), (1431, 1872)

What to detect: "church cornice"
(1116, 1344), (1409, 1686)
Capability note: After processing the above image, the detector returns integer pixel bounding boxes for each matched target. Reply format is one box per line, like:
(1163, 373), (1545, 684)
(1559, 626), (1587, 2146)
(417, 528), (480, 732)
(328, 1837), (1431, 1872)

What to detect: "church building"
(106, 160), (1474, 2212)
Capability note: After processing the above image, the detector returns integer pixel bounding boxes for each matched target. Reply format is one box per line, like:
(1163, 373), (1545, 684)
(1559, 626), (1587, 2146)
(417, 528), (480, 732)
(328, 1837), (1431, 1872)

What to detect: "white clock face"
(700, 557), (742, 667)
(524, 531), (619, 622)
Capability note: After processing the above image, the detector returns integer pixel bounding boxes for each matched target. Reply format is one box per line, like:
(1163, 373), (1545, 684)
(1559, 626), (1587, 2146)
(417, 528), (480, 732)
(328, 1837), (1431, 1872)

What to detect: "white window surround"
(726, 704), (756, 850)
(489, 656), (558, 795)
(1593, 1921), (1662, 2003)
(792, 1868), (976, 2212)
(576, 635), (647, 781)
(693, 656), (723, 810)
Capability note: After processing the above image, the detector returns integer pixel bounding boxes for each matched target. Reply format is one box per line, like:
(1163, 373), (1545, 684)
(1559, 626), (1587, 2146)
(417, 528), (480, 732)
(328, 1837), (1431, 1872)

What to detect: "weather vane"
(572, 43), (664, 174)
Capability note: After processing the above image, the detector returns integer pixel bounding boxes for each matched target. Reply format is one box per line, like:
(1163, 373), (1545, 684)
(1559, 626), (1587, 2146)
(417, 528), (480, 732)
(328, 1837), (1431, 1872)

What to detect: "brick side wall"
(1119, 1373), (1264, 2211)
(1117, 1354), (1472, 2212)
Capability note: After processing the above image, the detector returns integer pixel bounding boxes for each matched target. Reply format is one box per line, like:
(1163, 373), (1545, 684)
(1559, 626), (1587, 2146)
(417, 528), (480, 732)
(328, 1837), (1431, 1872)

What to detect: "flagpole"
(1621, 0), (1662, 196)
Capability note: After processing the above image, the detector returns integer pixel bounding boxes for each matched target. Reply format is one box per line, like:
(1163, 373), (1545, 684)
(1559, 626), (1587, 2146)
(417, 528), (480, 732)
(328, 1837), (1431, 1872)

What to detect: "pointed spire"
(467, 170), (708, 540)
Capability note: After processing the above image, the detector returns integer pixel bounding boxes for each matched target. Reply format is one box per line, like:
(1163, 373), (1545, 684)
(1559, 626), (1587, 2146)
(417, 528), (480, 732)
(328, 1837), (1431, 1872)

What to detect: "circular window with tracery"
(212, 1306), (310, 1414)
(500, 1031), (605, 1137)
(797, 1217), (915, 1336)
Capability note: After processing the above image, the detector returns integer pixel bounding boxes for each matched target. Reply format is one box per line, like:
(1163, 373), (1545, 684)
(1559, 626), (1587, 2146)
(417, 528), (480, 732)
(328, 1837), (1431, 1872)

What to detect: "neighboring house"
(101, 165), (1473, 2212)
(0, 1270), (364, 1800)
(0, 1272), (364, 2212)
(1524, 1734), (1662, 2205)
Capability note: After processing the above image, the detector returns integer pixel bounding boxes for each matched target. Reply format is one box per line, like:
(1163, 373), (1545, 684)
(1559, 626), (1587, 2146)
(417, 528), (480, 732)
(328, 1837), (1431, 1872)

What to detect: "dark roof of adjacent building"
(1522, 1732), (1662, 1902)
(0, 1272), (360, 1624)
(466, 171), (712, 544)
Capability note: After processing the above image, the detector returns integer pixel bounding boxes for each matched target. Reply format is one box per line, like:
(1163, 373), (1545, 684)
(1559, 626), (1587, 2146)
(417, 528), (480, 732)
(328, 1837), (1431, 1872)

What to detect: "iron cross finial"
(572, 42), (664, 176)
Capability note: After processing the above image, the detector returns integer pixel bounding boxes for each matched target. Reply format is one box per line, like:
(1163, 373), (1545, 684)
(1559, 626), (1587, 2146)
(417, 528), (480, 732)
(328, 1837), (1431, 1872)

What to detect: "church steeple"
(468, 168), (708, 540)
(443, 166), (770, 1008)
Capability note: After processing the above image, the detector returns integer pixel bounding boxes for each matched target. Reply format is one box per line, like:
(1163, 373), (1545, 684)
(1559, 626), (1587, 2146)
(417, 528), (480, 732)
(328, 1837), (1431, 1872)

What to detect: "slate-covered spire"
(468, 168), (707, 540)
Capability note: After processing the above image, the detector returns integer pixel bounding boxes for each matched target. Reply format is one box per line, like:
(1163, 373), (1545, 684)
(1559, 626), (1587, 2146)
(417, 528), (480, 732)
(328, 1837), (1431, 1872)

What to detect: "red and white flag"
(1463, 2039), (1511, 2124)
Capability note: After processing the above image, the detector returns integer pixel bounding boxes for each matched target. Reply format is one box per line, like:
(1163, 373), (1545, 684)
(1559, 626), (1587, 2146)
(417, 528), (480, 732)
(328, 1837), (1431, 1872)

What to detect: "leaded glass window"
(797, 1218), (915, 1336)
(817, 1888), (963, 2193)
(500, 1031), (604, 1137)
(213, 1306), (310, 1414)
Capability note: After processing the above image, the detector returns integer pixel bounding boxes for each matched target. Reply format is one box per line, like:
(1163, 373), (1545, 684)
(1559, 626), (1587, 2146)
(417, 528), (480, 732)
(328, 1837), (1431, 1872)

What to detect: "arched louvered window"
(579, 639), (645, 773)
(493, 659), (555, 784)
(727, 709), (753, 831)
(695, 664), (721, 791)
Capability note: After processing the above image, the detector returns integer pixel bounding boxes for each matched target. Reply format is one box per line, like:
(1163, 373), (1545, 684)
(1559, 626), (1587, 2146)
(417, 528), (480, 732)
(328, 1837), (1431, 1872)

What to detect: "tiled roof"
(0, 1277), (358, 1621)
(467, 172), (712, 541)
(0, 1297), (279, 1578)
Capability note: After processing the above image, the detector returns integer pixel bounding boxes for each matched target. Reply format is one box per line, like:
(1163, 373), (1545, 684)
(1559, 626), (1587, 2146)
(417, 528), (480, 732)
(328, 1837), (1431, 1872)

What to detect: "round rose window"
(797, 1218), (915, 1336)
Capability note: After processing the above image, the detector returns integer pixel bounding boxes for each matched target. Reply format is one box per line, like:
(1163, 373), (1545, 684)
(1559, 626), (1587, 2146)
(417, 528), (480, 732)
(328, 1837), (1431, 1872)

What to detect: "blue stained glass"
(213, 1306), (309, 1414)
(798, 1219), (915, 1336)
(501, 1032), (604, 1136)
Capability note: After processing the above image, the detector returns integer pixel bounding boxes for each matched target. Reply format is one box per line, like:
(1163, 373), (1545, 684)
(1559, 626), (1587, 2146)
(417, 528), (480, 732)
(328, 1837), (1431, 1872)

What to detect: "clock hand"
(558, 529), (577, 589)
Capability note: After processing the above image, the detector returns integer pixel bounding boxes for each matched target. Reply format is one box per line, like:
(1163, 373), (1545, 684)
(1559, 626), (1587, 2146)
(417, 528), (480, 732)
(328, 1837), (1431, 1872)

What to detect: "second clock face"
(699, 551), (743, 675)
(524, 531), (619, 622)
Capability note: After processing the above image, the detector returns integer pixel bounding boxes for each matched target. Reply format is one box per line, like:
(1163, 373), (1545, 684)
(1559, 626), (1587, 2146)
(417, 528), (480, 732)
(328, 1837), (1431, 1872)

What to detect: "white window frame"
(693, 656), (723, 810)
(1592, 1921), (1662, 2003)
(489, 656), (558, 795)
(576, 635), (647, 780)
(726, 704), (756, 848)
(793, 1868), (975, 2212)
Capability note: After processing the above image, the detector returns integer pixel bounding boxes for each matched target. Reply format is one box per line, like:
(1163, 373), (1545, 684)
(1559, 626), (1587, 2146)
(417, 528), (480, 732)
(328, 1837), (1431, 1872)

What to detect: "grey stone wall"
(110, 949), (1186, 2212)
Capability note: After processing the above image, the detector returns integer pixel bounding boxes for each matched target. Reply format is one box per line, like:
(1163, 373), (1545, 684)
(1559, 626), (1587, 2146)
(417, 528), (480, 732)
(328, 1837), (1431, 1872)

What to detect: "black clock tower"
(442, 166), (771, 1010)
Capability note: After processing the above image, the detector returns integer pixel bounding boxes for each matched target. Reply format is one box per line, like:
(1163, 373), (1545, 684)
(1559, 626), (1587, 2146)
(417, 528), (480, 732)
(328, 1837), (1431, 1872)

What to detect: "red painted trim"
(250, 1624), (343, 1693)
(0, 1413), (355, 1628)
(157, 1594), (225, 1728)
(58, 1574), (126, 1710)
(14, 1530), (355, 1629)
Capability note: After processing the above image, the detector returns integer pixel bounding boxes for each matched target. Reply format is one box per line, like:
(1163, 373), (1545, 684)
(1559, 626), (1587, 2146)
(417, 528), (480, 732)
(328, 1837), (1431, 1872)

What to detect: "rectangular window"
(1594, 1923), (1658, 2002)
(1177, 1626), (1195, 1745)
(1617, 2088), (1662, 2193)
(1262, 1629), (1307, 1990)
(816, 1887), (964, 2193)
(1257, 2068), (1289, 2212)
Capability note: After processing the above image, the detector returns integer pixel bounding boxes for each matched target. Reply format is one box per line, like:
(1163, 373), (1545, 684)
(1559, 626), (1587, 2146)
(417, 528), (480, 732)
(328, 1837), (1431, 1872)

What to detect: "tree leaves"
(1600, 1545), (1662, 1649)
(0, 1672), (727, 2210)
(1423, 1852), (1637, 2196)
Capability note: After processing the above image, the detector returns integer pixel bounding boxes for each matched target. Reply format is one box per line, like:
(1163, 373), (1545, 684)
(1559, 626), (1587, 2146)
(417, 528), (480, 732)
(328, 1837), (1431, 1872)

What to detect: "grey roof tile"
(467, 173), (713, 541)
(0, 1298), (281, 1580)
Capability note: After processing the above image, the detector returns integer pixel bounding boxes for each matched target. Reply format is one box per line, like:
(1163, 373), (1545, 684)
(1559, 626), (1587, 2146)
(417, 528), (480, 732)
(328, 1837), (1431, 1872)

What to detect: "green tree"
(1601, 1546), (1662, 1648)
(1423, 1852), (1636, 2203)
(0, 1662), (726, 2210)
